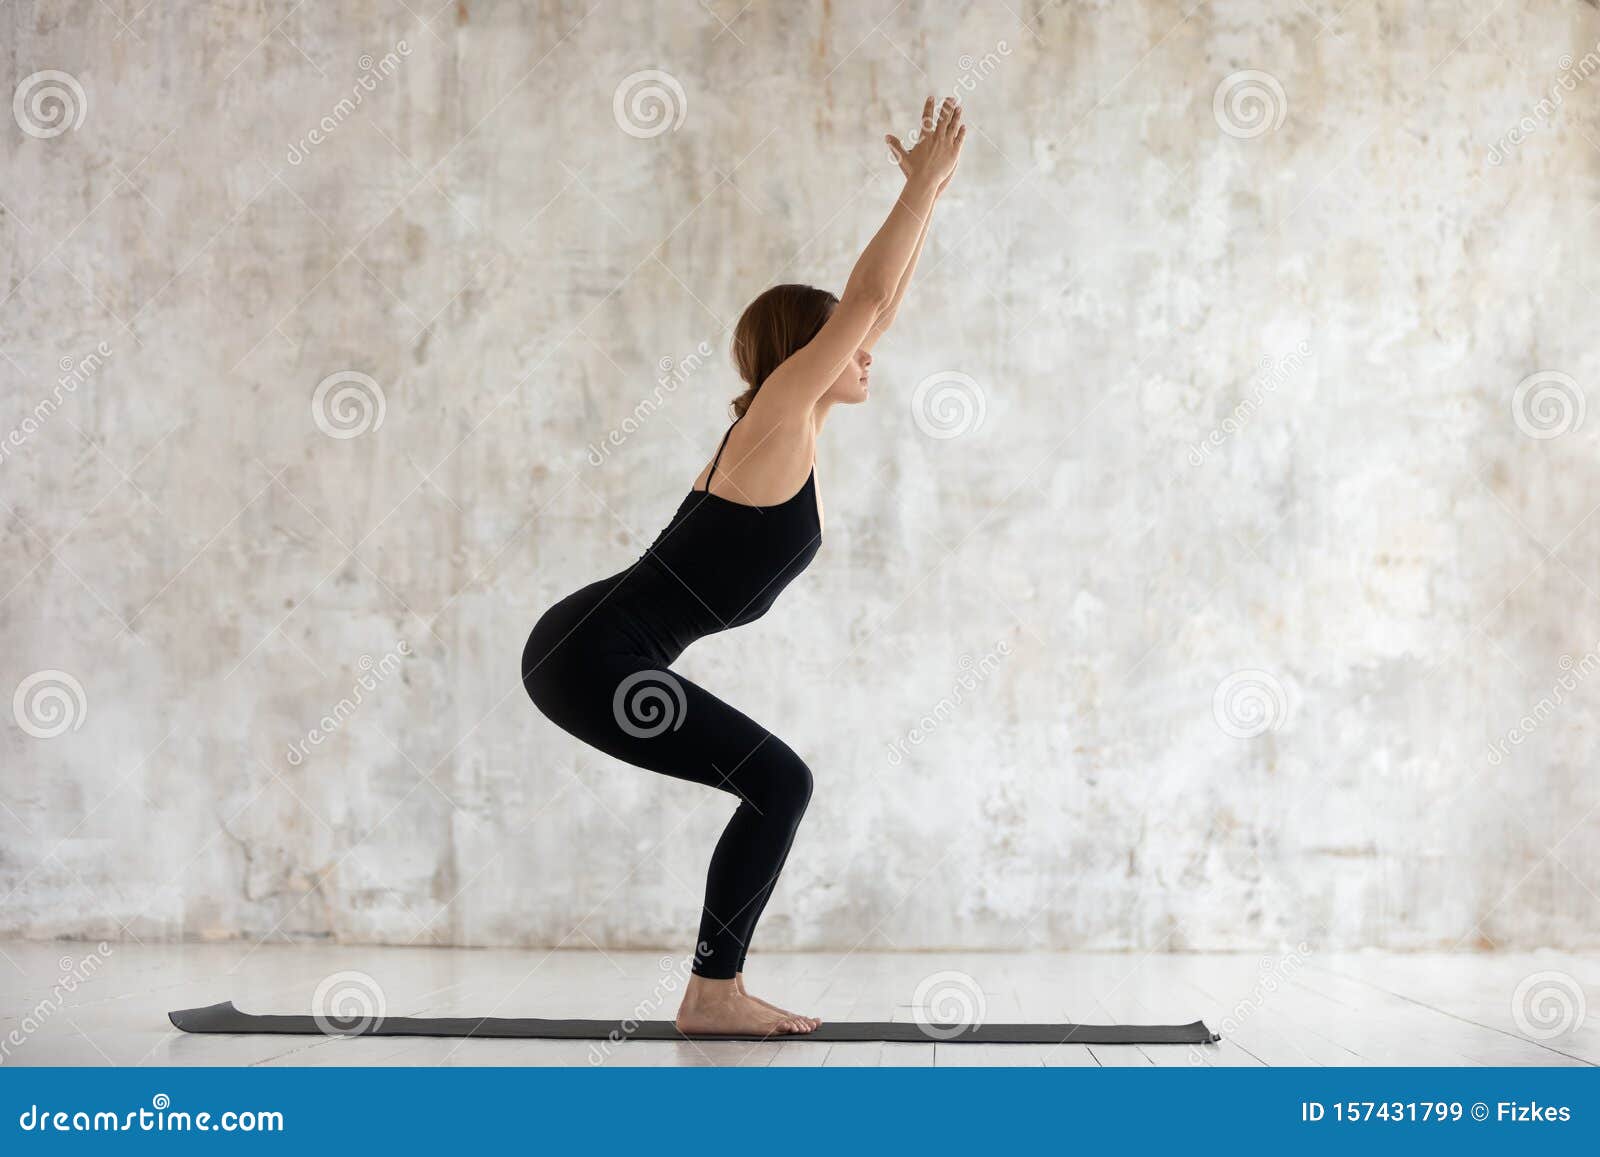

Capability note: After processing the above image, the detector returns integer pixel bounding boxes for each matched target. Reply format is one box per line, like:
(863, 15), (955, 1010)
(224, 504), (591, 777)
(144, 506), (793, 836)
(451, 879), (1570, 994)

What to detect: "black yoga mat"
(169, 1001), (1219, 1044)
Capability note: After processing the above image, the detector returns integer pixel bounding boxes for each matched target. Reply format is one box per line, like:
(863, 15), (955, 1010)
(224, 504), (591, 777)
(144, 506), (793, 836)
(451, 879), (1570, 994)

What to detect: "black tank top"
(612, 420), (823, 660)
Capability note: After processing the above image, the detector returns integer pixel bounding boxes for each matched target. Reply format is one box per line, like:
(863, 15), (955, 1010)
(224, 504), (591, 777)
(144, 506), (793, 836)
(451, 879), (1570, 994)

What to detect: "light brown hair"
(728, 284), (839, 418)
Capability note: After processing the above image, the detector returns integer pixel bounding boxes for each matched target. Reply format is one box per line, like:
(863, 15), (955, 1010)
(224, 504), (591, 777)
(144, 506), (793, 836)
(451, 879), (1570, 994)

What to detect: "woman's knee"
(758, 744), (813, 819)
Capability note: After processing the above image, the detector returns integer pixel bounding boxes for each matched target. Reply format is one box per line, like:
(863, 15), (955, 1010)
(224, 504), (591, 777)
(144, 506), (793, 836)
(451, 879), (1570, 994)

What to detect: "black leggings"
(522, 578), (813, 979)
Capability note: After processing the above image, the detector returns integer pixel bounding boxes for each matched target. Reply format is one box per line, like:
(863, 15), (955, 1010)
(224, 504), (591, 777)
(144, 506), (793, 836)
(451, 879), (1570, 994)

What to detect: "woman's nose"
(861, 351), (872, 367)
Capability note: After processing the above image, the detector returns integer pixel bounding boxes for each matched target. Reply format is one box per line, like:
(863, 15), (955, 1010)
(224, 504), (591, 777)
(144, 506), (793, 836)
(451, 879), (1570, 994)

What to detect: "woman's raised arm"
(755, 96), (965, 412)
(863, 98), (960, 352)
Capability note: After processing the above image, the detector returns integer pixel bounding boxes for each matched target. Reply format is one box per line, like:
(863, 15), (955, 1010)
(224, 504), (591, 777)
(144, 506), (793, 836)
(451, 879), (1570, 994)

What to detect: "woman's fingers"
(902, 93), (966, 180)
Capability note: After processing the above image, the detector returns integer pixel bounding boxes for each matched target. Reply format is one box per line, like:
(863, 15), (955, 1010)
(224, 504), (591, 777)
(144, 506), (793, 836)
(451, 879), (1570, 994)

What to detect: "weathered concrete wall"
(3, 0), (1598, 954)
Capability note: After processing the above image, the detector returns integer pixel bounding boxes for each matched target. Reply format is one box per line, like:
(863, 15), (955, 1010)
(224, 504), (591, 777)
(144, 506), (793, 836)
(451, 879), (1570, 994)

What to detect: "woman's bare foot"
(736, 973), (821, 1030)
(675, 975), (816, 1036)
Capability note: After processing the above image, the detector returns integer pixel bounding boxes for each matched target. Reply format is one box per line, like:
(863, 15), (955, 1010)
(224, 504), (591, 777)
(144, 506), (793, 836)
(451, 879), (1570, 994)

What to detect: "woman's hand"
(886, 95), (965, 193)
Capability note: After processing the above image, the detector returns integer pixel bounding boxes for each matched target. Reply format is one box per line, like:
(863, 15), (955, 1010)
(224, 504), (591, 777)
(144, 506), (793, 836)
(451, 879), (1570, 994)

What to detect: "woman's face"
(820, 345), (873, 406)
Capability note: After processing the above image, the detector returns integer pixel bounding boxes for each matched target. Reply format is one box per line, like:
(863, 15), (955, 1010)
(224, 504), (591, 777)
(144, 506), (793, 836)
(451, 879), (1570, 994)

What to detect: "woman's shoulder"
(737, 395), (815, 445)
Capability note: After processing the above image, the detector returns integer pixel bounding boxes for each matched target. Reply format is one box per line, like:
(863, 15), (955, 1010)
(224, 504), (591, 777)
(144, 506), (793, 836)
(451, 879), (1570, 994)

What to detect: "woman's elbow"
(841, 279), (895, 314)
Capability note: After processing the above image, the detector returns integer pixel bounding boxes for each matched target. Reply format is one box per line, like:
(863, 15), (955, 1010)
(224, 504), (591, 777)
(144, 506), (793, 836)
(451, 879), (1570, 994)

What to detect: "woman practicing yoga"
(522, 96), (966, 1036)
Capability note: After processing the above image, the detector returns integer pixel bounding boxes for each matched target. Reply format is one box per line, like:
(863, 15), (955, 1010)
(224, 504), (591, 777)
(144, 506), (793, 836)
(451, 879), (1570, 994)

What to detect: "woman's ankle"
(683, 973), (740, 1003)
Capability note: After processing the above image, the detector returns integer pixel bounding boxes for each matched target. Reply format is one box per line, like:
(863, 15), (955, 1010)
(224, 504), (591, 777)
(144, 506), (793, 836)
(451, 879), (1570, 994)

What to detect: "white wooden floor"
(2, 942), (1594, 1067)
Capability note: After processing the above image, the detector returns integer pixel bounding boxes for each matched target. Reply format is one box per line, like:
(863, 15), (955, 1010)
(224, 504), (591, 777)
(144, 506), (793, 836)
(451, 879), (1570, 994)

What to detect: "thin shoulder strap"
(703, 421), (738, 489)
